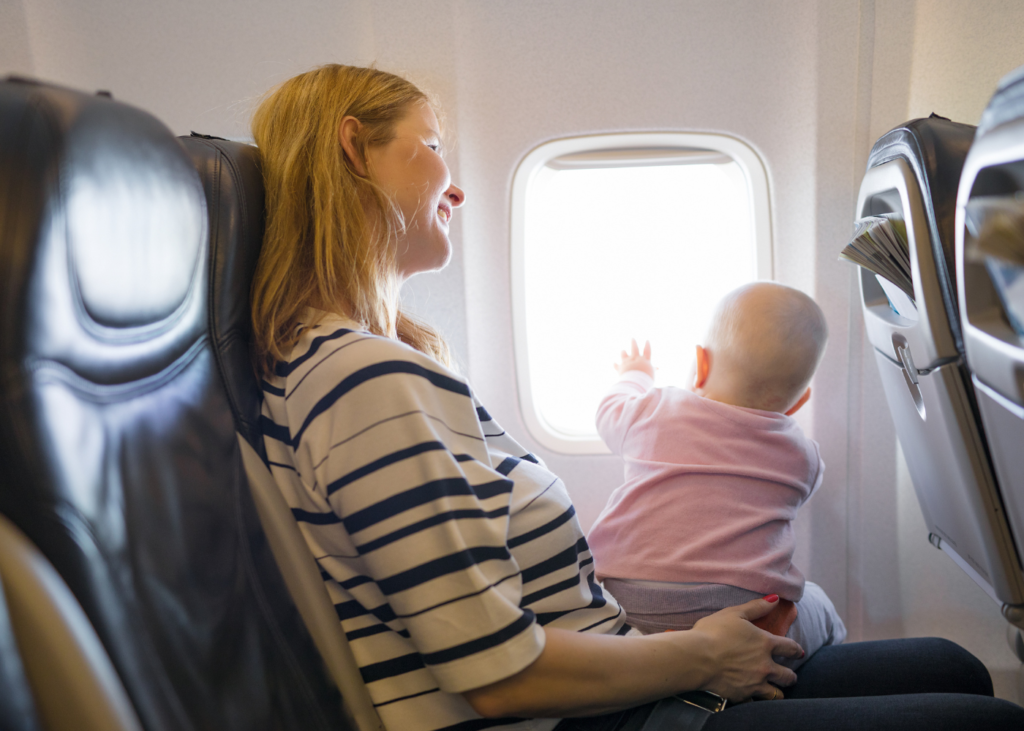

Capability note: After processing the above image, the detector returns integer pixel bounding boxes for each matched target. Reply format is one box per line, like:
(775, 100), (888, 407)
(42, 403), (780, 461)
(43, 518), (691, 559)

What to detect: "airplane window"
(511, 133), (772, 453)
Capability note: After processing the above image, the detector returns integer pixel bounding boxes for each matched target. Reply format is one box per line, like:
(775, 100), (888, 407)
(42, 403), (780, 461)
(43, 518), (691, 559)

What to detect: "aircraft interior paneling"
(2, 0), (1024, 722)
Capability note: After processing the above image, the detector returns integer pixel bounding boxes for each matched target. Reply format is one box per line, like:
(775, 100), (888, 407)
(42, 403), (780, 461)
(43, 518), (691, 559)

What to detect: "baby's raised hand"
(614, 339), (655, 378)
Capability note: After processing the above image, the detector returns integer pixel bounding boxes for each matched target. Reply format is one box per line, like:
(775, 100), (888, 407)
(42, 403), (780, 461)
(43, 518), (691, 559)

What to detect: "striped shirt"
(261, 310), (625, 731)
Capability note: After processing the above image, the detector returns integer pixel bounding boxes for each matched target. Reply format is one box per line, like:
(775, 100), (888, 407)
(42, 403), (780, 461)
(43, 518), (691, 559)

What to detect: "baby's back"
(590, 381), (823, 601)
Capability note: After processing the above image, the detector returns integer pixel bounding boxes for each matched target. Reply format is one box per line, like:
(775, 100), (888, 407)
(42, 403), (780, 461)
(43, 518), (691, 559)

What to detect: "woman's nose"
(446, 183), (466, 208)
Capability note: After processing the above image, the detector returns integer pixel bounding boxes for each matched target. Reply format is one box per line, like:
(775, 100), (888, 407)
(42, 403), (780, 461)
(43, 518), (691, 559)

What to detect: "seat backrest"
(956, 64), (1024, 626)
(179, 134), (385, 731)
(856, 116), (1024, 609)
(0, 78), (346, 731)
(866, 116), (976, 355)
(178, 135), (267, 458)
(0, 513), (142, 731)
(0, 528), (44, 731)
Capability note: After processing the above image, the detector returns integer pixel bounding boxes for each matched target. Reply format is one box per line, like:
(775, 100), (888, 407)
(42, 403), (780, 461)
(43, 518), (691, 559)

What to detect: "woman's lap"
(785, 636), (992, 698)
(555, 638), (1024, 731)
(703, 693), (1024, 730)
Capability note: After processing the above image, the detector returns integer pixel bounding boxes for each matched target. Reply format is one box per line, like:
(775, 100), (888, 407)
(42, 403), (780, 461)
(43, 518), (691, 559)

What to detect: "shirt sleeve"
(595, 370), (656, 455)
(288, 337), (544, 693)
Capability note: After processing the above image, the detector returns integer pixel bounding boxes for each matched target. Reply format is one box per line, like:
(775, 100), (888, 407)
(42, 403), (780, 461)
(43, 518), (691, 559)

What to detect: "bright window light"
(511, 133), (772, 453)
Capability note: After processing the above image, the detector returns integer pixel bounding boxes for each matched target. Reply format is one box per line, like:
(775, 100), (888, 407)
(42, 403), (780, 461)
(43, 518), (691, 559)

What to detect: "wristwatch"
(673, 690), (728, 713)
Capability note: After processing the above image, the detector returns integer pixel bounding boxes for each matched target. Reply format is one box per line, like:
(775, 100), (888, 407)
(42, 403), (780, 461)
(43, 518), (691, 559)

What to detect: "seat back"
(0, 78), (346, 731)
(0, 524), (44, 731)
(956, 65), (1024, 626)
(0, 513), (142, 731)
(856, 116), (1024, 608)
(179, 134), (384, 731)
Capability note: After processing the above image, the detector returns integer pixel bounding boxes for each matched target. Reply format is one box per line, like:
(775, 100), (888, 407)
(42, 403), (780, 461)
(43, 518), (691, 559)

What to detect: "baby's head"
(694, 282), (828, 414)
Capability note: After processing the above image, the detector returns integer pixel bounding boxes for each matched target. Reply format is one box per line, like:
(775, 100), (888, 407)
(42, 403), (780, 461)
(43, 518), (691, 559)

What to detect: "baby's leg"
(779, 581), (847, 670)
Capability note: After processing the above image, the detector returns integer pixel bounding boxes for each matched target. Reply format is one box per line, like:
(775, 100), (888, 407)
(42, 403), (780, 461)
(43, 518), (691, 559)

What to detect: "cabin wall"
(0, 0), (32, 74)
(3, 0), (1024, 702)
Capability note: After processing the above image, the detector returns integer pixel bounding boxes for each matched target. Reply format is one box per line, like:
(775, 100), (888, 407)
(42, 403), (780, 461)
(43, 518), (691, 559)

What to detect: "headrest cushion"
(64, 102), (205, 328)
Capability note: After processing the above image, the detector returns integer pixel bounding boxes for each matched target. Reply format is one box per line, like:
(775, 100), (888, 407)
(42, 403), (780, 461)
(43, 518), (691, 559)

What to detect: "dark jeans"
(554, 638), (1024, 731)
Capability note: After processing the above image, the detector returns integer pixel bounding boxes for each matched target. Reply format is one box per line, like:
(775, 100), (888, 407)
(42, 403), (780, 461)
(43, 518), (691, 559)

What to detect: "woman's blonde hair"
(250, 64), (452, 375)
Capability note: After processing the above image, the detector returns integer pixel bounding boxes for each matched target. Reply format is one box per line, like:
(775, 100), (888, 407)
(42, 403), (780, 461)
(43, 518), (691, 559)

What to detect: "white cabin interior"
(3, 0), (1024, 703)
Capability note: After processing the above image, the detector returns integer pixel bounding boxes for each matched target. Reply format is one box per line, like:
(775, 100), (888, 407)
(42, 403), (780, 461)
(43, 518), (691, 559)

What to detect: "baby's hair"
(704, 282), (828, 412)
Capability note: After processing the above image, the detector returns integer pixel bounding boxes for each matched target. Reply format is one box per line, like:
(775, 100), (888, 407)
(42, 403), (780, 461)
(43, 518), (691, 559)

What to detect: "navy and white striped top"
(261, 310), (625, 731)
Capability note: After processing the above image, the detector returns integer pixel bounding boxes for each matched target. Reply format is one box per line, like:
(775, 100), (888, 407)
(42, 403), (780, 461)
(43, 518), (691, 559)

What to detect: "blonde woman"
(251, 65), (1023, 731)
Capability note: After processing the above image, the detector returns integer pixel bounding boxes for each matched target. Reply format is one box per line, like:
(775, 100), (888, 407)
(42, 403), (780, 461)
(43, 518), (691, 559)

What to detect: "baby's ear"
(784, 387), (812, 416)
(694, 345), (710, 389)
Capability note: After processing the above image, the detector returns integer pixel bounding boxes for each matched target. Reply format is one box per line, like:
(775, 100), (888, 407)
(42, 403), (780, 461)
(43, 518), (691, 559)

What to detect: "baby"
(589, 281), (846, 668)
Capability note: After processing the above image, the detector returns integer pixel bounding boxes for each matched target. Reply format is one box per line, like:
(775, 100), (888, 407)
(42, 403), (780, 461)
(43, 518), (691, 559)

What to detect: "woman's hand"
(688, 596), (804, 702)
(463, 596), (803, 718)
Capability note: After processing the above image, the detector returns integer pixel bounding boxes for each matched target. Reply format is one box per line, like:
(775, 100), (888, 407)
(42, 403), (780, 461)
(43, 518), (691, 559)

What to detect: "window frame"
(510, 132), (774, 454)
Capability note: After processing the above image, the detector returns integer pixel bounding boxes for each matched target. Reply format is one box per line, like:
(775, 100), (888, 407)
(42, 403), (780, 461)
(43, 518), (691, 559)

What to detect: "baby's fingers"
(642, 340), (652, 360)
(629, 338), (640, 358)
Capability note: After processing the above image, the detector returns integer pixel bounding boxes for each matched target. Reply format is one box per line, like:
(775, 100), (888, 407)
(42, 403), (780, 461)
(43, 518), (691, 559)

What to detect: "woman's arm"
(464, 596), (803, 719)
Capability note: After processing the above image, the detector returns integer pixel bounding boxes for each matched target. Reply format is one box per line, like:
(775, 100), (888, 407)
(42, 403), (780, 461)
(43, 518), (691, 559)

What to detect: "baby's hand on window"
(614, 339), (655, 378)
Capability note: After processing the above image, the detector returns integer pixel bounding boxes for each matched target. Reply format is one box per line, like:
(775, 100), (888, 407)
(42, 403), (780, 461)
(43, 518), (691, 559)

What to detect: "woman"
(250, 64), (1024, 731)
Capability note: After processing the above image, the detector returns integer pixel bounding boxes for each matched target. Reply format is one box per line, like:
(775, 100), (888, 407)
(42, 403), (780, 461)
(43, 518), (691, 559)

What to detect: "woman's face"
(365, 102), (465, 281)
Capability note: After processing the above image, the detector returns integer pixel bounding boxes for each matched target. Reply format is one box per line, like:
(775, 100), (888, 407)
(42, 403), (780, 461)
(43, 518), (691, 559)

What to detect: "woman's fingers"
(754, 685), (784, 701)
(733, 595), (785, 622)
(770, 633), (804, 661)
(765, 658), (798, 689)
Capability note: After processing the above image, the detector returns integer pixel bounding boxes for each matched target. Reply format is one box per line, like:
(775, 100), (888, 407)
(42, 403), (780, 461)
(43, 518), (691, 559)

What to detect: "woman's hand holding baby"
(463, 597), (803, 718)
(615, 338), (655, 378)
(687, 596), (804, 702)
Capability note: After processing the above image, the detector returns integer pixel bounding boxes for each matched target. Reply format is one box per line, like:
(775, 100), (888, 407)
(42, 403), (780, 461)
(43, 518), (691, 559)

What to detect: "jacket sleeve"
(595, 370), (656, 455)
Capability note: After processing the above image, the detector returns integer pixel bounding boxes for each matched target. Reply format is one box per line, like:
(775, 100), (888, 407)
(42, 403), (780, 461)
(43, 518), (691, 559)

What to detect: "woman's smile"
(364, 101), (465, 280)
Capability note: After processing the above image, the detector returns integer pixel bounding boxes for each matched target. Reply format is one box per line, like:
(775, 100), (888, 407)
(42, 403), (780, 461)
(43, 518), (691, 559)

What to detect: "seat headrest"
(0, 78), (207, 385)
(179, 136), (266, 456)
(867, 116), (976, 354)
(978, 64), (1024, 138)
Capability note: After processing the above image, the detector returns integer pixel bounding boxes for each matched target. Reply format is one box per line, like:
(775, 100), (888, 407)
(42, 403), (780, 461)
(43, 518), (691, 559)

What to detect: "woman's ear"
(338, 116), (368, 177)
(694, 345), (710, 390)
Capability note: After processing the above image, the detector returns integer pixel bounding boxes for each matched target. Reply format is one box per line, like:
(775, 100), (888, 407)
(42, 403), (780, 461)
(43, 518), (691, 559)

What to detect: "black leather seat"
(0, 77), (346, 731)
(178, 133), (384, 731)
(178, 134), (267, 459)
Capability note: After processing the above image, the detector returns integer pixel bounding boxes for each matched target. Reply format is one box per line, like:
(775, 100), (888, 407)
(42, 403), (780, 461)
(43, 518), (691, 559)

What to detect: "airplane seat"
(0, 78), (347, 730)
(0, 513), (142, 731)
(0, 523), (45, 731)
(855, 115), (1024, 617)
(956, 64), (1024, 631)
(178, 133), (384, 731)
